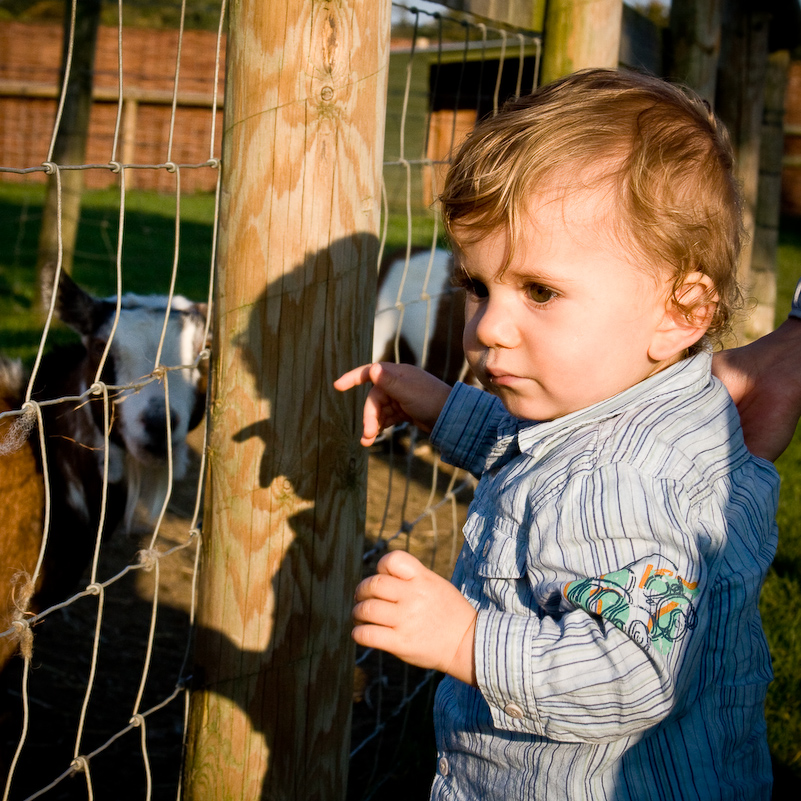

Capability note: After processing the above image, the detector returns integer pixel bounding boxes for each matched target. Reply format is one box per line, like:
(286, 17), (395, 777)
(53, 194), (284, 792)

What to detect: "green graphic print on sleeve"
(564, 556), (699, 656)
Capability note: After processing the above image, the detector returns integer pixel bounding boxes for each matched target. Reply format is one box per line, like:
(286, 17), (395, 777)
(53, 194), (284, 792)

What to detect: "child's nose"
(473, 296), (520, 349)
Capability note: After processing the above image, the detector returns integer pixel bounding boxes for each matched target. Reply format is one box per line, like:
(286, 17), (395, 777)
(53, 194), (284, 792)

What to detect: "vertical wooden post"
(667, 0), (723, 104)
(183, 0), (390, 798)
(540, 0), (624, 84)
(36, 0), (102, 286)
(715, 1), (772, 341)
(751, 49), (790, 335)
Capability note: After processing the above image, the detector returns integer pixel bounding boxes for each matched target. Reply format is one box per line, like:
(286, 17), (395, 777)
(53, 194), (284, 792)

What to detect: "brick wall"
(0, 21), (225, 193)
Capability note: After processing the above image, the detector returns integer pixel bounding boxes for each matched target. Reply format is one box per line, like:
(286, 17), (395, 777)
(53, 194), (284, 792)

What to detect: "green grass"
(380, 208), (445, 261)
(763, 217), (801, 795)
(0, 182), (441, 363)
(0, 182), (217, 361)
(1, 182), (800, 791)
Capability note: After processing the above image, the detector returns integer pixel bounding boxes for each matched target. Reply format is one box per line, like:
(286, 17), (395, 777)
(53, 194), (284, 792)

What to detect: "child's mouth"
(485, 369), (524, 388)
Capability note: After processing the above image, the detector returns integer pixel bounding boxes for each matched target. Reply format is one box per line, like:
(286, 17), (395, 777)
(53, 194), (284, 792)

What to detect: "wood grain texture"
(541, 0), (624, 84)
(716, 1), (771, 341)
(183, 1), (390, 797)
(444, 0), (546, 31)
(667, 0), (723, 103)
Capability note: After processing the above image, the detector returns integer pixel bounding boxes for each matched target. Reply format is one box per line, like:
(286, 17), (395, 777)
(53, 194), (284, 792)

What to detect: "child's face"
(458, 183), (676, 422)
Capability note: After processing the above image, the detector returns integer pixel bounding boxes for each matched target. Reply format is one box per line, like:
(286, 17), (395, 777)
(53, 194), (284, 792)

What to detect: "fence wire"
(0, 1), (540, 798)
(0, 0), (222, 797)
(348, 4), (541, 799)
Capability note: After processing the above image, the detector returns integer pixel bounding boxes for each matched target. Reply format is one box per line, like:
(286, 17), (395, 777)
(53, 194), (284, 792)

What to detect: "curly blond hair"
(440, 68), (744, 351)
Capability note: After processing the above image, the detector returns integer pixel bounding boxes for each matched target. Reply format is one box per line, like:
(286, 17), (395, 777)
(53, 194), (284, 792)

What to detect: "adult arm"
(712, 308), (801, 462)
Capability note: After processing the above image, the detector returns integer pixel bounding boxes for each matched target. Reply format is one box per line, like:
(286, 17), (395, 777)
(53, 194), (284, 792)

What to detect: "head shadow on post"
(185, 232), (377, 799)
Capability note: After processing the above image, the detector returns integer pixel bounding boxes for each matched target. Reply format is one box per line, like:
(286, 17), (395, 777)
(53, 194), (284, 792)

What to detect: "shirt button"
(438, 756), (450, 776)
(504, 702), (525, 719)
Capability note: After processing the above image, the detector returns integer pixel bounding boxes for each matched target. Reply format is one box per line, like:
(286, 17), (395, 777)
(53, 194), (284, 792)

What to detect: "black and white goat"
(372, 248), (469, 386)
(0, 272), (209, 654)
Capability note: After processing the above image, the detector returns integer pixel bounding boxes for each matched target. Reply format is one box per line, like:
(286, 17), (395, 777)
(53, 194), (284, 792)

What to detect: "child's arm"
(336, 363), (491, 685)
(333, 362), (452, 446)
(352, 550), (478, 686)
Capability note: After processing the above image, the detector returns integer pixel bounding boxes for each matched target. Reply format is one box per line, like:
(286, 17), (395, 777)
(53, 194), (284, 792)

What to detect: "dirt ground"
(0, 425), (473, 800)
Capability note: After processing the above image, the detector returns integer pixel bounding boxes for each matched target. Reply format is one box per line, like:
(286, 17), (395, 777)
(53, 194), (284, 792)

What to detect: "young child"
(335, 69), (780, 800)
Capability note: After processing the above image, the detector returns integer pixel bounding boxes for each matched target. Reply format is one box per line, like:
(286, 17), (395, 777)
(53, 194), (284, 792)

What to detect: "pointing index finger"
(333, 363), (376, 392)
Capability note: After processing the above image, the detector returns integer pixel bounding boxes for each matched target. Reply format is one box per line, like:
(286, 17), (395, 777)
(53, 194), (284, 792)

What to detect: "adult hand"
(352, 550), (477, 686)
(712, 318), (801, 461)
(334, 362), (452, 446)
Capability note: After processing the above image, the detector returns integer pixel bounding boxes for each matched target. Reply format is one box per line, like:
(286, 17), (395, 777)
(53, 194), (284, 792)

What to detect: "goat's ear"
(193, 302), (212, 350)
(45, 270), (110, 337)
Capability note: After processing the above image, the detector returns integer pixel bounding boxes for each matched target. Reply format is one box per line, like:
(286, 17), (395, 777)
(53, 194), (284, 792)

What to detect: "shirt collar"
(490, 351), (713, 464)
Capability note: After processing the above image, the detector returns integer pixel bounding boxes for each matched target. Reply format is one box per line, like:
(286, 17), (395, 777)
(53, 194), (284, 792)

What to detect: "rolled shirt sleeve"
(472, 462), (711, 743)
(431, 383), (511, 477)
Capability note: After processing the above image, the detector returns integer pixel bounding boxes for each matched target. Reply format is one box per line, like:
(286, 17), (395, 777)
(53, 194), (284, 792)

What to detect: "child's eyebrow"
(500, 265), (570, 287)
(456, 253), (573, 289)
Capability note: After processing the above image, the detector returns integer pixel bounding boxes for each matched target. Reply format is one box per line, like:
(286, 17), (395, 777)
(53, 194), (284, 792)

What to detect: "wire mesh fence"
(0, 1), (540, 797)
(0, 1), (222, 797)
(348, 6), (540, 798)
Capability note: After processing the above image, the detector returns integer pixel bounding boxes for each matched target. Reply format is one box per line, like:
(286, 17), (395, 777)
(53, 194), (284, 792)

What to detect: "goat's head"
(48, 270), (209, 484)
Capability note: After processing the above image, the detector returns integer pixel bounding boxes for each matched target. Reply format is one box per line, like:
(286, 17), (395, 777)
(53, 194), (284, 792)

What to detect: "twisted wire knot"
(137, 548), (160, 572)
(0, 402), (37, 455)
(71, 755), (89, 774)
(10, 572), (36, 659)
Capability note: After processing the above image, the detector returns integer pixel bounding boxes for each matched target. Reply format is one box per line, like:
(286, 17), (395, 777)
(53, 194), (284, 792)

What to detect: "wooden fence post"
(715, 1), (772, 341)
(751, 49), (791, 335)
(36, 0), (101, 288)
(667, 0), (723, 104)
(182, 0), (390, 798)
(540, 0), (624, 84)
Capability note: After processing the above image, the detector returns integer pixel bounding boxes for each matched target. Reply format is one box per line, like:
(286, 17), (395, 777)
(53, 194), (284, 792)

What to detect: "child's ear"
(648, 271), (717, 362)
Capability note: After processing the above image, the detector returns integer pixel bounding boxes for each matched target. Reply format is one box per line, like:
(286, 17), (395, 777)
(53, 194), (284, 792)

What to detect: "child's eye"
(453, 269), (489, 299)
(467, 279), (489, 298)
(527, 283), (556, 304)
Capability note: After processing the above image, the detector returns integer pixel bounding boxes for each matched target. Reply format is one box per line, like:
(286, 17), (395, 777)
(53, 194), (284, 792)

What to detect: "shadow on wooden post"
(184, 236), (377, 799)
(181, 0), (389, 797)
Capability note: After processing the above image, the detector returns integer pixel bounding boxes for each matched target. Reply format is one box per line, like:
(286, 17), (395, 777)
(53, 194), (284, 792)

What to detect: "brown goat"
(0, 362), (43, 667)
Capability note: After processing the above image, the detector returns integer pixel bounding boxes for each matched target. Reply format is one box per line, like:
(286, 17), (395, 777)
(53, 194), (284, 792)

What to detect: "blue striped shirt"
(428, 352), (779, 801)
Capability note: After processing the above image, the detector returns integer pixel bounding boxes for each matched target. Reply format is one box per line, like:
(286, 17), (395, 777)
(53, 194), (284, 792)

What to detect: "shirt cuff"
(790, 276), (801, 320)
(474, 608), (544, 735)
(430, 383), (507, 476)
